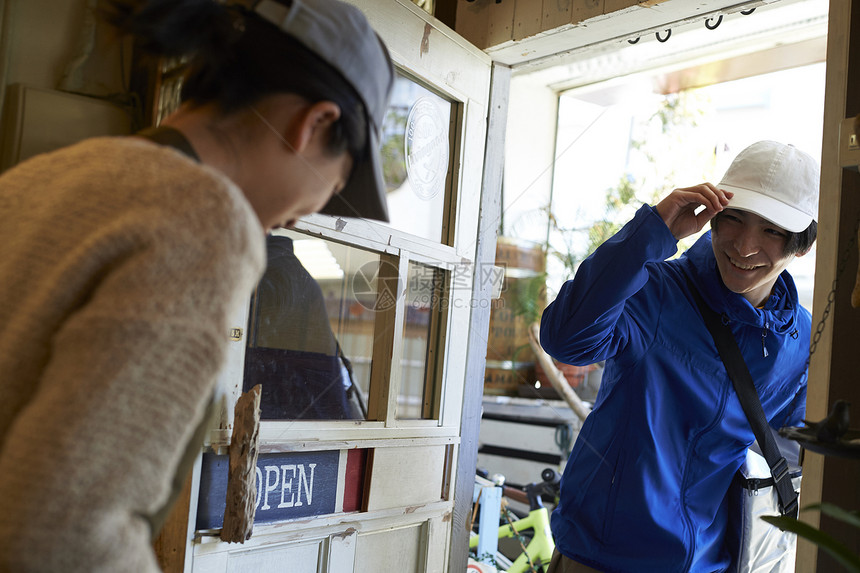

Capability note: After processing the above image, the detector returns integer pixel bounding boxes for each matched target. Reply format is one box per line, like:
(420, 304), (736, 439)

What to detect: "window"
(243, 229), (381, 420)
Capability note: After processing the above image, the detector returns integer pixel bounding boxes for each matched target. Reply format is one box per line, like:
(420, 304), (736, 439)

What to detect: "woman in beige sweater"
(0, 1), (393, 571)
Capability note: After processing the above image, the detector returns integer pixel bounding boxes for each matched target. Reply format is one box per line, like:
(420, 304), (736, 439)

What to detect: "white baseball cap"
(719, 141), (819, 233)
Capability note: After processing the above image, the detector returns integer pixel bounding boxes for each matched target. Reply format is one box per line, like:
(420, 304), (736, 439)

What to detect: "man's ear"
(290, 101), (342, 154)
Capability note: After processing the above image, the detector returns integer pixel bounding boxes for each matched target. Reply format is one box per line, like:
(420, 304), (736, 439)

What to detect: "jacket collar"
(681, 231), (800, 333)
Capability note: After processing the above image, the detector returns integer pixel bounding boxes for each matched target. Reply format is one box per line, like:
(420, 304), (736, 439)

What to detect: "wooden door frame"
(799, 0), (860, 570)
(448, 61), (511, 573)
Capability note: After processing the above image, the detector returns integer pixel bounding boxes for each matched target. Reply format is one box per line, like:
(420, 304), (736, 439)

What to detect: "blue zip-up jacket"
(540, 205), (809, 573)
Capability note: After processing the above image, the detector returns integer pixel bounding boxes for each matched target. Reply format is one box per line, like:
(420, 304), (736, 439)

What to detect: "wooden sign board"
(197, 450), (344, 529)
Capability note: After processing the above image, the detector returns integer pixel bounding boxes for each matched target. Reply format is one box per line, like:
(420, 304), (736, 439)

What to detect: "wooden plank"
(513, 0), (544, 41)
(571, 0), (605, 24)
(365, 252), (405, 422)
(486, 0), (517, 47)
(353, 523), (425, 573)
(448, 62), (511, 573)
(434, 0), (459, 31)
(153, 470), (193, 573)
(425, 514), (451, 572)
(455, 0), (491, 50)
(436, 267), (473, 429)
(482, 0), (781, 69)
(443, 100), (465, 249)
(364, 445), (446, 510)
(210, 297), (255, 449)
(327, 528), (359, 572)
(388, 255), (410, 423)
(194, 500), (452, 553)
(798, 0), (853, 571)
(220, 385), (261, 543)
(453, 98), (490, 259)
(819, 171), (860, 570)
(257, 423), (460, 444)
(345, 0), (491, 103)
(422, 259), (450, 419)
(603, 0), (642, 14)
(542, 0), (573, 33)
(226, 539), (323, 573)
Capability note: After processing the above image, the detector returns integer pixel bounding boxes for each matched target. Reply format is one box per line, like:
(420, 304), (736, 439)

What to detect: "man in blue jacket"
(540, 141), (818, 572)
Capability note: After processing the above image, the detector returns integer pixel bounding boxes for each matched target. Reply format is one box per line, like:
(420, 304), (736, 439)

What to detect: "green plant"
(543, 90), (713, 289)
(502, 91), (714, 393)
(509, 271), (549, 327)
(762, 503), (860, 571)
(380, 106), (408, 190)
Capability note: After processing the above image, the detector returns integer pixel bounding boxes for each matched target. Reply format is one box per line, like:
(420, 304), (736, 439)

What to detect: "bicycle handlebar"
(511, 468), (562, 511)
(502, 485), (530, 506)
(476, 467), (561, 512)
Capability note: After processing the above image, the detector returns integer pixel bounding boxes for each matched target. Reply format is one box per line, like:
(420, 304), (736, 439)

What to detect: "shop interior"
(0, 0), (857, 571)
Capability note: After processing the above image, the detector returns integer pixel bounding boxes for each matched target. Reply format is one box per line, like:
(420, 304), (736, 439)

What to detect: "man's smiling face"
(710, 208), (803, 307)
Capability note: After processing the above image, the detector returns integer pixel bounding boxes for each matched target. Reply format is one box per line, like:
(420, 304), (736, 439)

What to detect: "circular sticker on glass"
(405, 97), (449, 201)
(351, 260), (402, 312)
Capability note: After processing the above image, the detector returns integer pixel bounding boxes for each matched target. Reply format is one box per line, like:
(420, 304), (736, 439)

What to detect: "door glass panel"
(243, 229), (380, 420)
(379, 73), (453, 242)
(397, 262), (446, 419)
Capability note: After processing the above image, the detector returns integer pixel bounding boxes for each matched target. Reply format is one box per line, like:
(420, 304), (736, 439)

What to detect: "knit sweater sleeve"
(0, 140), (265, 572)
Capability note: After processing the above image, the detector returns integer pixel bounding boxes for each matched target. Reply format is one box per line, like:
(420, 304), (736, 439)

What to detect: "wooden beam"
(447, 62), (510, 573)
(152, 472), (193, 573)
(434, 0), (458, 30)
(799, 0), (859, 570)
(220, 385), (262, 543)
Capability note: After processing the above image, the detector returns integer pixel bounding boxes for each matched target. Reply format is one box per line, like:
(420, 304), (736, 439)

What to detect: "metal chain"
(808, 214), (860, 359)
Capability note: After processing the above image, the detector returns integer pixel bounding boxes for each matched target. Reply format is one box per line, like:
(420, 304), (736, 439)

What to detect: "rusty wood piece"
(220, 384), (261, 543)
(527, 323), (591, 422)
(152, 470), (193, 572)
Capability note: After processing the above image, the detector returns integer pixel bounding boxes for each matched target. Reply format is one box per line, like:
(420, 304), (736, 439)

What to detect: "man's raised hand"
(655, 183), (733, 241)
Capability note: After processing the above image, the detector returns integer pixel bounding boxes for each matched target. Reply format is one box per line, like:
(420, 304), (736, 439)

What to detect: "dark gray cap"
(254, 0), (395, 222)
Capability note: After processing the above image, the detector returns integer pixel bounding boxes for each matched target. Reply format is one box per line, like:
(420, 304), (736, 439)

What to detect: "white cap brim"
(721, 184), (813, 233)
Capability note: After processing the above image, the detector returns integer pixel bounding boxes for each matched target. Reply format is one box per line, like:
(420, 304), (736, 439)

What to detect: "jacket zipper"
(762, 319), (769, 358)
(680, 377), (730, 573)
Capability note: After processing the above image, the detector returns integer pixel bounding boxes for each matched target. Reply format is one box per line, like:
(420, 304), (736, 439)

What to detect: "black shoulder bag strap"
(687, 278), (799, 518)
(136, 126), (201, 162)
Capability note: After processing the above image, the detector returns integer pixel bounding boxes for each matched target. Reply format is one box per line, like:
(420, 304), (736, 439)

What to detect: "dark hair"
(711, 211), (818, 256)
(103, 0), (367, 159)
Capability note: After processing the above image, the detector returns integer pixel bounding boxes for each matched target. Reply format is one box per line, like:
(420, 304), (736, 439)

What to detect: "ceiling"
(507, 0), (828, 94)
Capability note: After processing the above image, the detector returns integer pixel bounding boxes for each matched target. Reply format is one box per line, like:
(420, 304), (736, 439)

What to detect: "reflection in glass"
(397, 262), (446, 419)
(379, 74), (452, 242)
(243, 230), (378, 420)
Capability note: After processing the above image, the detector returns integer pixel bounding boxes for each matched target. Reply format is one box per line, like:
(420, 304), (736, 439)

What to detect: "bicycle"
(469, 468), (561, 573)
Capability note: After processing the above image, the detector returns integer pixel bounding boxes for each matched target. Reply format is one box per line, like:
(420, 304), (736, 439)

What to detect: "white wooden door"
(179, 1), (494, 571)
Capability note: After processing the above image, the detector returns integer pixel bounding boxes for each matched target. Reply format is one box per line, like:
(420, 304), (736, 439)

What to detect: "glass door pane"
(379, 73), (453, 242)
(397, 262), (446, 419)
(243, 229), (381, 421)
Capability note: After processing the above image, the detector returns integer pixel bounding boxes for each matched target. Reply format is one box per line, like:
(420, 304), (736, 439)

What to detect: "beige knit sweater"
(0, 137), (265, 572)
